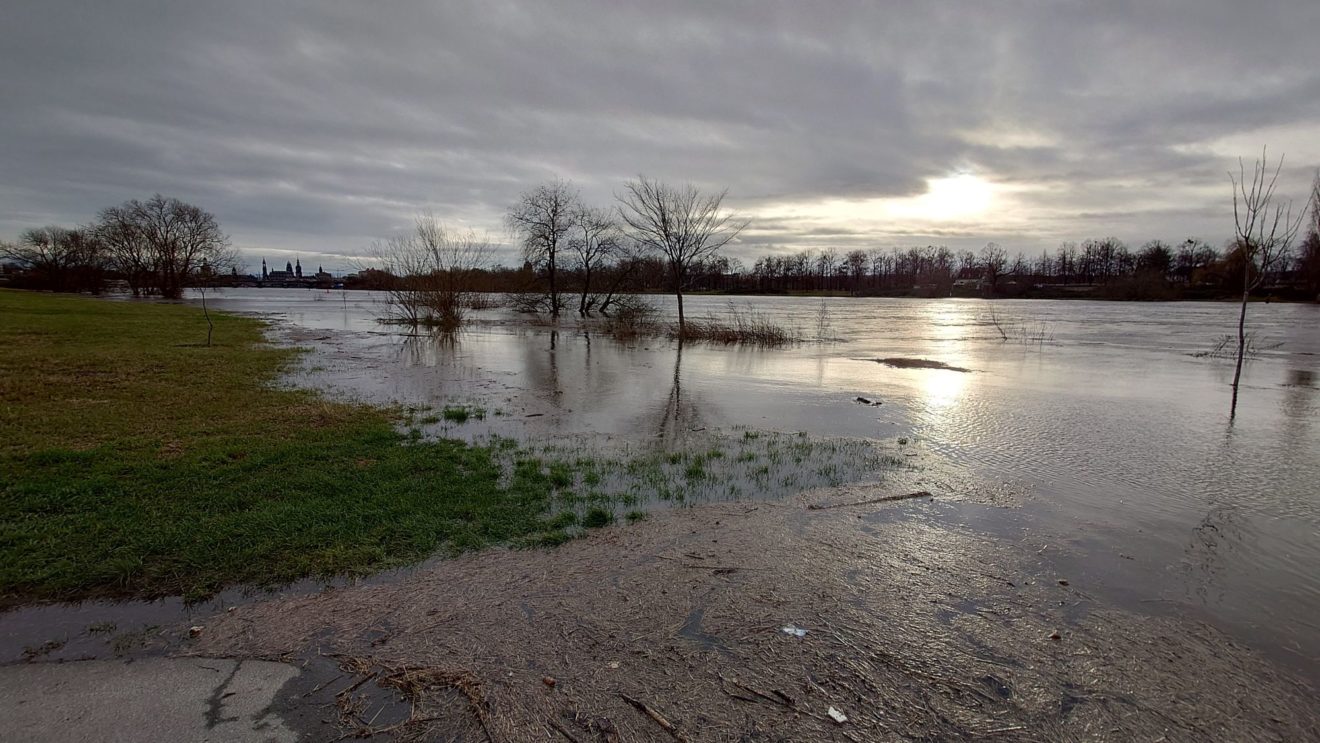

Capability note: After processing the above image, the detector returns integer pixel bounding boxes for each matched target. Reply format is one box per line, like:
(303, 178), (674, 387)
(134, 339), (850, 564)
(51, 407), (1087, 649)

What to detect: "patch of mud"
(873, 357), (971, 372)
(195, 491), (1317, 741)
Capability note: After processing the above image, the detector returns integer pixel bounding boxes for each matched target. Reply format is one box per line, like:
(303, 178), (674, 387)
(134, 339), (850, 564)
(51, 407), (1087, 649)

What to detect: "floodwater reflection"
(194, 289), (1320, 677)
(646, 342), (707, 444)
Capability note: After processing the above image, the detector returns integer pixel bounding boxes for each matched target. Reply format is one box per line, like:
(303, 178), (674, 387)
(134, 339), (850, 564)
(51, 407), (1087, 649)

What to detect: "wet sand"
(195, 484), (1319, 742)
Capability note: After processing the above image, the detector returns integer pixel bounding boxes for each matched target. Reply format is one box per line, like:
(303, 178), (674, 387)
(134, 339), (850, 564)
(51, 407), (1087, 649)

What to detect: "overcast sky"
(4, 1), (1319, 273)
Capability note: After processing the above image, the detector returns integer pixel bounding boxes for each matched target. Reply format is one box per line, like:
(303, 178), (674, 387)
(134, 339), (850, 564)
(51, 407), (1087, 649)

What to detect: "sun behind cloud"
(749, 172), (1004, 248)
(897, 174), (995, 221)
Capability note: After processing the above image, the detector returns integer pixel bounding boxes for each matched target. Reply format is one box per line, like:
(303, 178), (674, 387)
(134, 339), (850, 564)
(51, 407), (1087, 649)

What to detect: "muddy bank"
(195, 486), (1318, 742)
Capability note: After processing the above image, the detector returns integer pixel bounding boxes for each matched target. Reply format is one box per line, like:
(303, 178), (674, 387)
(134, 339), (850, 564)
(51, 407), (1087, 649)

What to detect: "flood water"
(186, 289), (1320, 677)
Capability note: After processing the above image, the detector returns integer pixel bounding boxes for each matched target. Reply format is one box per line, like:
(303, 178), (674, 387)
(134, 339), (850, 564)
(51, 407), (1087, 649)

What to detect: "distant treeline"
(341, 236), (1320, 301)
(736, 238), (1320, 300)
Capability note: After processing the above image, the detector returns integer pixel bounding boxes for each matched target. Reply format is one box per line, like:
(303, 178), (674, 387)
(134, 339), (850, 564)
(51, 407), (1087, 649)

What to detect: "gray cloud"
(3, 1), (1318, 271)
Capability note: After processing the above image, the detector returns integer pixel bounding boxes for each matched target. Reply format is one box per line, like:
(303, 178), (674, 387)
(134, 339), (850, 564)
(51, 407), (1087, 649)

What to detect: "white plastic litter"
(780, 624), (808, 637)
(828, 706), (848, 724)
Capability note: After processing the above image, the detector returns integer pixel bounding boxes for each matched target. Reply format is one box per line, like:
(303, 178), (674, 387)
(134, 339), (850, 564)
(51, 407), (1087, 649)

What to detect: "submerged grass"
(676, 303), (796, 346)
(0, 290), (581, 604)
(516, 429), (902, 511)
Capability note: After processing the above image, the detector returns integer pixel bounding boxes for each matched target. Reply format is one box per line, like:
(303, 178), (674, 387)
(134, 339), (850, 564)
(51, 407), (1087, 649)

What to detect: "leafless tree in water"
(569, 204), (623, 315)
(372, 213), (490, 330)
(1227, 148), (1305, 417)
(507, 179), (579, 317)
(616, 176), (748, 337)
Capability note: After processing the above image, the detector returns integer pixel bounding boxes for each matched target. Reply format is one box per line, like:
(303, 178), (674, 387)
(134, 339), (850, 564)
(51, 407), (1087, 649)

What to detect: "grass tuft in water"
(441, 405), (486, 423)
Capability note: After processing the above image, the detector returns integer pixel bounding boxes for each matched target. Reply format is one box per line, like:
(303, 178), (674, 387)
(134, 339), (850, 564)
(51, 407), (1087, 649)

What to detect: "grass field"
(0, 290), (581, 604)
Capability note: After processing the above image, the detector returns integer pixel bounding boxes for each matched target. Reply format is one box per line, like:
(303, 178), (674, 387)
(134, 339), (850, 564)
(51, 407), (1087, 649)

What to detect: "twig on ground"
(620, 693), (688, 741)
(718, 675), (831, 722)
(549, 719), (584, 743)
(335, 671), (377, 697)
(306, 672), (346, 697)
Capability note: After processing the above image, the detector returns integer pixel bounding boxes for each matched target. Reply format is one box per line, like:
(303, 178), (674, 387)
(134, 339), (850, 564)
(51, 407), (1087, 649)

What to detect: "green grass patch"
(440, 405), (485, 423)
(582, 507), (614, 528)
(0, 290), (576, 605)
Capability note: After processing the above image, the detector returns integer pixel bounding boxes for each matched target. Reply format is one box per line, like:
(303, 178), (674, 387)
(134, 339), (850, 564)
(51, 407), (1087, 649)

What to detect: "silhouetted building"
(258, 257), (336, 287)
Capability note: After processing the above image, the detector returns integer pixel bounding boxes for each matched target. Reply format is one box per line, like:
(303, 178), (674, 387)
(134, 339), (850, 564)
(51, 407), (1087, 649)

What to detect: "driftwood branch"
(808, 491), (932, 510)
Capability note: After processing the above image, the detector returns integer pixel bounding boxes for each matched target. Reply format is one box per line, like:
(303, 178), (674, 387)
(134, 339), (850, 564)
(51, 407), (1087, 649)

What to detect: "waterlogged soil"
(194, 486), (1319, 742)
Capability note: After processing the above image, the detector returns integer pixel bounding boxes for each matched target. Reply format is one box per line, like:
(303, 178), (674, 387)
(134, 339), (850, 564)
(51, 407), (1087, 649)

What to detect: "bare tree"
(1298, 170), (1320, 299)
(94, 207), (153, 296)
(507, 179), (579, 316)
(616, 176), (748, 336)
(569, 204), (623, 315)
(978, 242), (1007, 294)
(419, 217), (491, 328)
(195, 260), (219, 346)
(1312, 169), (1320, 235)
(0, 226), (106, 293)
(94, 194), (231, 298)
(1227, 148), (1305, 416)
(372, 213), (490, 330)
(372, 233), (429, 326)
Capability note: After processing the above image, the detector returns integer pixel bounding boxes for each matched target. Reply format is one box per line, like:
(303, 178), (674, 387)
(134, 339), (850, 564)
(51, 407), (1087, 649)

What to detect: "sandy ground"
(194, 485), (1320, 742)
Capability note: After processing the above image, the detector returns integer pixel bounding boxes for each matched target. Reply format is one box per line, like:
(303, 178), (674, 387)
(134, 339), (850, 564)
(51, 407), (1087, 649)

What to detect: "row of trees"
(372, 176), (755, 333)
(373, 177), (747, 335)
(739, 236), (1316, 297)
(378, 173), (1317, 313)
(373, 226), (1316, 306)
(0, 195), (233, 298)
(501, 176), (747, 334)
(492, 170), (1318, 306)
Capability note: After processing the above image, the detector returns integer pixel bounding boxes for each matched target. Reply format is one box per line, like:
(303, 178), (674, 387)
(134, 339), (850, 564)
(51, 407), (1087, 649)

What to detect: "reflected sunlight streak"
(918, 303), (974, 410)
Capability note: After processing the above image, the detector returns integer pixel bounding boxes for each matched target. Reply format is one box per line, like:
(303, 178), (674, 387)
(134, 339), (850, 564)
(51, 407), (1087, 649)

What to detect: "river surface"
(187, 288), (1319, 679)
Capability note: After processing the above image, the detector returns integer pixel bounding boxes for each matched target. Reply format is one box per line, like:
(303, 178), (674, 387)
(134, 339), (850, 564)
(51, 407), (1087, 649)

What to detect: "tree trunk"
(1230, 275), (1249, 418)
(201, 288), (214, 347)
(548, 250), (559, 317)
(579, 266), (591, 315)
(672, 263), (686, 337)
(675, 289), (686, 337)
